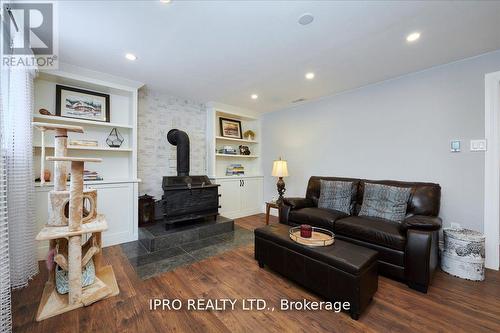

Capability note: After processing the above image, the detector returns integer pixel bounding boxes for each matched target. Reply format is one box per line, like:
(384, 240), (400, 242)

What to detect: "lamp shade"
(272, 159), (289, 177)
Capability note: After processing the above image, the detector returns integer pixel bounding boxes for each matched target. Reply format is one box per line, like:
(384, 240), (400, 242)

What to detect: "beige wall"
(262, 50), (500, 231)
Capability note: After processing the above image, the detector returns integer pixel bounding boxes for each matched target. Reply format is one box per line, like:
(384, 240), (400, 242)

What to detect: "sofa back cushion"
(317, 180), (355, 214)
(305, 176), (441, 217)
(358, 183), (412, 222)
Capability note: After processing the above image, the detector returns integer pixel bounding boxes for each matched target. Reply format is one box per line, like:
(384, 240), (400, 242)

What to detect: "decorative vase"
(106, 127), (124, 148)
(43, 169), (51, 182)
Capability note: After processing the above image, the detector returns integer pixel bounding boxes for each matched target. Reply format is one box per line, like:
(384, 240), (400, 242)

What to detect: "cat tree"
(33, 122), (119, 321)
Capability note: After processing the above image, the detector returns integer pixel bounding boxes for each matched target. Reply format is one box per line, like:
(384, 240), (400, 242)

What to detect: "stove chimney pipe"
(167, 129), (190, 176)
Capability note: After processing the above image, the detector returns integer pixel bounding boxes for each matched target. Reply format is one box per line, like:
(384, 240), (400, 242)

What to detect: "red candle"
(300, 224), (312, 238)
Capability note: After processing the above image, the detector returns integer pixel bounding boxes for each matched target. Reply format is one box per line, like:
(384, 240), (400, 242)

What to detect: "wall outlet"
(470, 139), (487, 151)
(450, 222), (461, 229)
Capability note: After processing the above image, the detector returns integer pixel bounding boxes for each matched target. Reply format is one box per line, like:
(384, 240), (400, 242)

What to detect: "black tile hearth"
(122, 223), (253, 280)
(138, 215), (235, 252)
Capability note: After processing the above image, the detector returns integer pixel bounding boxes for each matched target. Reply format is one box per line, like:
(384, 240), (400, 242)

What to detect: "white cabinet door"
(86, 183), (136, 247)
(240, 178), (263, 215)
(217, 179), (242, 218)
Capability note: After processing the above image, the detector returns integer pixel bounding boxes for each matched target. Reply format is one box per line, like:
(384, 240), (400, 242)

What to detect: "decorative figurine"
(39, 108), (52, 116)
(239, 145), (251, 155)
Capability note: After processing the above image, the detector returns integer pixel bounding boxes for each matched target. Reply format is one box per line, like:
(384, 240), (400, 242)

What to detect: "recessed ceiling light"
(160, 0), (171, 3)
(298, 13), (314, 25)
(305, 72), (315, 80)
(406, 32), (421, 43)
(125, 53), (137, 61)
(251, 94), (258, 100)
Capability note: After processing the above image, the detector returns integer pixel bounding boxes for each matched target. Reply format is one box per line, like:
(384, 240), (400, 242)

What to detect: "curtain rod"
(5, 7), (19, 32)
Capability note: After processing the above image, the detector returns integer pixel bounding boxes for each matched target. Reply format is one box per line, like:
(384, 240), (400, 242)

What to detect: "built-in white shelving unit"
(206, 103), (263, 219)
(32, 64), (143, 259)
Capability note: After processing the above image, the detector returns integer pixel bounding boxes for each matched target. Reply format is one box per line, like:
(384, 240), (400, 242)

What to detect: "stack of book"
(69, 170), (103, 182)
(226, 164), (244, 176)
(217, 146), (237, 155)
(83, 170), (103, 181)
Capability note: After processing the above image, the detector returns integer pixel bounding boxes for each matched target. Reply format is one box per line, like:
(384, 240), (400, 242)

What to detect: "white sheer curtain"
(2, 67), (38, 289)
(1, 6), (39, 331)
(0, 72), (12, 333)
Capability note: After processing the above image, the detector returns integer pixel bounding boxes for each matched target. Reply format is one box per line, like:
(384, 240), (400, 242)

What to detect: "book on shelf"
(68, 170), (103, 182)
(226, 164), (245, 176)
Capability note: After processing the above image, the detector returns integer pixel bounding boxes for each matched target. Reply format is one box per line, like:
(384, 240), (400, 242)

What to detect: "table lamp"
(272, 157), (288, 204)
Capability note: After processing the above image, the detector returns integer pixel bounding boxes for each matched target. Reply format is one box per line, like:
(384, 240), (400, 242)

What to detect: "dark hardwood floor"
(12, 214), (500, 332)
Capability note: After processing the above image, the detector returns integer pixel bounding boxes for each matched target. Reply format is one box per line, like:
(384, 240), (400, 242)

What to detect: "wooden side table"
(265, 201), (280, 225)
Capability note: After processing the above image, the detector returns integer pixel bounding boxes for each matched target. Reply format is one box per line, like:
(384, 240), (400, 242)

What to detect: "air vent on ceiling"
(291, 98), (307, 103)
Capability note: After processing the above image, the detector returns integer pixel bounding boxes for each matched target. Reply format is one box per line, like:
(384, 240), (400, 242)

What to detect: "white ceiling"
(58, 1), (500, 114)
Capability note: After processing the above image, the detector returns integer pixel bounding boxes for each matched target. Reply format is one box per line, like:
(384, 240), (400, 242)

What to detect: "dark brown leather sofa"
(280, 176), (442, 293)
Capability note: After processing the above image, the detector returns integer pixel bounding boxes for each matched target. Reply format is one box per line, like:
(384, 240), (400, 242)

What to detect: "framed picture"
(56, 85), (110, 122)
(219, 117), (242, 139)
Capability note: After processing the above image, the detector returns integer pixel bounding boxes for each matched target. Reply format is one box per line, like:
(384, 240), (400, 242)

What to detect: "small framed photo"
(56, 85), (110, 122)
(219, 117), (242, 139)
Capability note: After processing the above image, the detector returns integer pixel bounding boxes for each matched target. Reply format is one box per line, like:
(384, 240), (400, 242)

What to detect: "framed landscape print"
(219, 117), (242, 139)
(56, 85), (110, 122)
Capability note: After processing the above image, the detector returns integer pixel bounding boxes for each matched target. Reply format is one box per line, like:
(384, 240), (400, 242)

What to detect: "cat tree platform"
(46, 156), (103, 163)
(36, 214), (108, 241)
(36, 265), (119, 321)
(33, 122), (84, 133)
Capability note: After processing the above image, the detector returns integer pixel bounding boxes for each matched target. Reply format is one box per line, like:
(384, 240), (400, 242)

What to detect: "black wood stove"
(155, 129), (220, 227)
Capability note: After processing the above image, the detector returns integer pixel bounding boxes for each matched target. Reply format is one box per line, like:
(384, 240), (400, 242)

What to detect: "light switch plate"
(470, 139), (487, 151)
(450, 140), (461, 152)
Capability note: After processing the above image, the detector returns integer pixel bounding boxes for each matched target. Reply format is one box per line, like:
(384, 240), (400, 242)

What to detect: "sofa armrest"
(401, 215), (442, 232)
(283, 197), (314, 210)
(405, 229), (439, 293)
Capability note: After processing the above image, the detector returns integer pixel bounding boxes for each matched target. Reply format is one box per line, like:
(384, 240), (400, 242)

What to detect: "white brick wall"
(138, 88), (207, 198)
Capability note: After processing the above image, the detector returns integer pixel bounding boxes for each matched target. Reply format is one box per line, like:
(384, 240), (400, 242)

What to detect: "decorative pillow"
(359, 183), (412, 222)
(318, 180), (354, 214)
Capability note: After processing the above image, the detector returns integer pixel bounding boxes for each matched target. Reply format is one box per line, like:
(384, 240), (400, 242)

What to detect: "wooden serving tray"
(289, 227), (334, 247)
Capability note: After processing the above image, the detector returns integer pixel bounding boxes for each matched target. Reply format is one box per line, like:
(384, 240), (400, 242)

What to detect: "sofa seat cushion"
(288, 207), (348, 230)
(335, 216), (406, 251)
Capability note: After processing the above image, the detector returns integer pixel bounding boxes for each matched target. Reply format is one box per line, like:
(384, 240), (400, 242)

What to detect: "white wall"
(138, 88), (207, 198)
(262, 50), (500, 232)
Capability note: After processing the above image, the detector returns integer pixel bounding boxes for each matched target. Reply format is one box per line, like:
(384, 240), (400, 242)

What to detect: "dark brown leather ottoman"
(254, 224), (378, 320)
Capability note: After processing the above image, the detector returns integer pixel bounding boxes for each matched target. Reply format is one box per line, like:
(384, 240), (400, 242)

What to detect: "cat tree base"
(36, 265), (119, 322)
